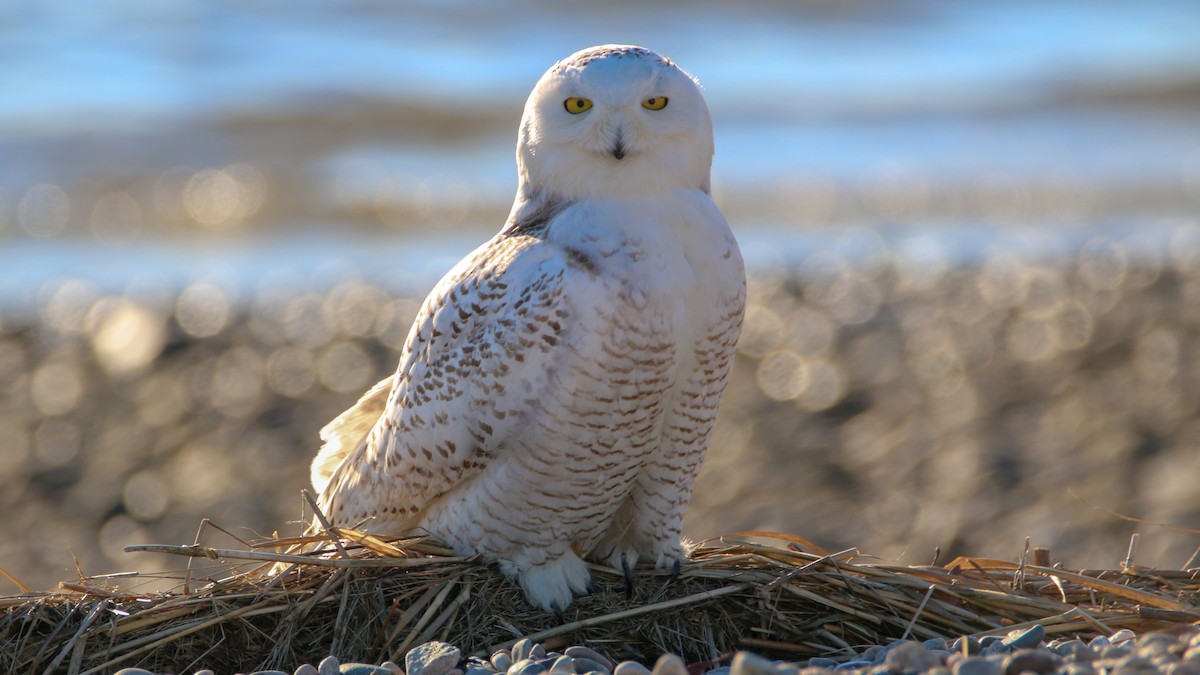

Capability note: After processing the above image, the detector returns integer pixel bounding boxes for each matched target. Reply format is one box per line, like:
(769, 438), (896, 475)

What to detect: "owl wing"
(316, 227), (585, 531)
(310, 373), (395, 494)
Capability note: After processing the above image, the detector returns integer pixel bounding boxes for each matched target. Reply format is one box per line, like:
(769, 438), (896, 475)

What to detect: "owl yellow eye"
(564, 97), (593, 114)
(642, 96), (668, 111)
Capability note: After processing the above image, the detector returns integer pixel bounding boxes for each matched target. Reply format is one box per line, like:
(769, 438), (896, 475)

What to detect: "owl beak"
(610, 126), (626, 160)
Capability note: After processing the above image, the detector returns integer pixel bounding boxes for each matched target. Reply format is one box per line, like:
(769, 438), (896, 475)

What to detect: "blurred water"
(1, 1), (1199, 248)
(2, 2), (1200, 592)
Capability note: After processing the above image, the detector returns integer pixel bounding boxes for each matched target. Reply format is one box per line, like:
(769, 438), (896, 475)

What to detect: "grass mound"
(3, 530), (1198, 675)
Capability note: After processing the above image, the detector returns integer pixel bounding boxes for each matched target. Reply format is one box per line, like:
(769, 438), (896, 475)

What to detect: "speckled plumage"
(312, 44), (745, 612)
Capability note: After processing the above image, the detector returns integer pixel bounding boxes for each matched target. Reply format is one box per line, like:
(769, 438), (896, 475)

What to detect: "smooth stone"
(980, 642), (1011, 658)
(550, 656), (576, 675)
(195, 671), (217, 675)
(1002, 649), (1060, 675)
(951, 657), (1001, 675)
(1050, 639), (1091, 659)
(340, 665), (395, 675)
(613, 661), (651, 675)
(808, 659), (839, 669)
(513, 640), (536, 664)
(1089, 637), (1112, 650)
(1103, 645), (1134, 659)
(320, 657), (342, 675)
(952, 637), (982, 657)
(566, 647), (616, 671)
(467, 669), (499, 675)
(730, 652), (777, 675)
(1111, 630), (1139, 646)
(295, 665), (320, 675)
(979, 637), (1004, 648)
(797, 669), (830, 675)
(381, 663), (405, 675)
(531, 645), (548, 661)
(1138, 632), (1182, 649)
(1167, 664), (1200, 675)
(860, 647), (887, 664)
(1002, 625), (1045, 650)
(1060, 665), (1097, 675)
(924, 639), (949, 651)
(249, 671), (289, 675)
(835, 660), (874, 671)
(651, 654), (689, 675)
(493, 652), (515, 671)
(114, 670), (155, 675)
(885, 641), (942, 675)
(572, 657), (610, 674)
(1112, 655), (1160, 675)
(408, 642), (463, 675)
(510, 659), (548, 675)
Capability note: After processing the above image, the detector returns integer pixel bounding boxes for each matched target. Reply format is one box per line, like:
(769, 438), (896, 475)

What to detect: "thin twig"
(484, 584), (751, 655)
(899, 586), (935, 642)
(303, 489), (351, 559)
(122, 544), (468, 568)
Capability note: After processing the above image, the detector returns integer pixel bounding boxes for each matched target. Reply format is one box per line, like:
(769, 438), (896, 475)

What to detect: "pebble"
(157, 625), (1200, 675)
(652, 654), (688, 675)
(951, 657), (1001, 675)
(730, 651), (778, 675)
(513, 639), (536, 663)
(953, 637), (982, 657)
(407, 641), (463, 675)
(1002, 625), (1046, 650)
(614, 661), (652, 675)
(886, 641), (943, 675)
(567, 646), (616, 671)
(1001, 648), (1060, 675)
(493, 651), (515, 671)
(340, 665), (396, 675)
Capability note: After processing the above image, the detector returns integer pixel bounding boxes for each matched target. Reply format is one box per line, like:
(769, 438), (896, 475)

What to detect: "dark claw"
(585, 580), (597, 595)
(621, 552), (634, 599)
(670, 558), (682, 581)
(551, 601), (566, 624)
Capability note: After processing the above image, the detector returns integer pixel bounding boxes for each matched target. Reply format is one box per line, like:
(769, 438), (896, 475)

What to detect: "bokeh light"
(18, 184), (70, 238)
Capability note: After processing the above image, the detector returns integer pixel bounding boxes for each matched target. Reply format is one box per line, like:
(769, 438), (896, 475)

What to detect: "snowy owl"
(310, 44), (745, 613)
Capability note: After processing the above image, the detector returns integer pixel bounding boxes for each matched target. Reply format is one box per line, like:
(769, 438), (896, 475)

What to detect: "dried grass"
(3, 530), (1199, 675)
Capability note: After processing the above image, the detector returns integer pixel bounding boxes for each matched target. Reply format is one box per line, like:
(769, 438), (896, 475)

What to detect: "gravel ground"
(5, 228), (1200, 595)
(108, 625), (1200, 675)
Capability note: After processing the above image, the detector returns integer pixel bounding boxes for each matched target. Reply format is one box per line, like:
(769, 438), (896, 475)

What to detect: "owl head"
(514, 45), (715, 204)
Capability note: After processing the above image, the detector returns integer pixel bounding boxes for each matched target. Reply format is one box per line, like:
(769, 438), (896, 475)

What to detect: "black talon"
(621, 552), (634, 599)
(585, 580), (597, 595)
(670, 558), (682, 581)
(551, 601), (566, 624)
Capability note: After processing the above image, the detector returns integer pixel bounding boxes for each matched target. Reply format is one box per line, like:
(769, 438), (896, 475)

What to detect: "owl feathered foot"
(502, 550), (591, 614)
(621, 552), (635, 599)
